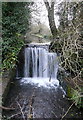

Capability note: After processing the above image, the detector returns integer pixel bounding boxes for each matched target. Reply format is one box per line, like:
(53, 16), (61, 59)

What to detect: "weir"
(21, 45), (59, 88)
(24, 46), (58, 78)
(3, 44), (81, 119)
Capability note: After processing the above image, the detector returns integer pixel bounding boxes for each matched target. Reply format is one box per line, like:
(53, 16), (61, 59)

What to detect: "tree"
(43, 0), (58, 38)
(48, 0), (83, 107)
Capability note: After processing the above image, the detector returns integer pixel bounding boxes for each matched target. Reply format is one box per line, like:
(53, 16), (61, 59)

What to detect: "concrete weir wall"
(2, 69), (16, 103)
(1, 43), (51, 102)
(0, 69), (15, 119)
(1, 43), (51, 101)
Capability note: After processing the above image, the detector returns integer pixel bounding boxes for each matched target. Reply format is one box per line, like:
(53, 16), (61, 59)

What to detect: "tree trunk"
(44, 1), (58, 38)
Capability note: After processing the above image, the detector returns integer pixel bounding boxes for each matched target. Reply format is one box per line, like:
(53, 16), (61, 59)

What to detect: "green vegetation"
(2, 2), (30, 70)
(67, 86), (83, 108)
(1, 1), (83, 109)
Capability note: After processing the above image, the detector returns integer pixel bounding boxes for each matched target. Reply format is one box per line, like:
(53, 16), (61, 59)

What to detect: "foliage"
(50, 1), (83, 108)
(2, 2), (30, 70)
(59, 2), (83, 108)
(54, 2), (83, 77)
(67, 86), (83, 108)
(71, 88), (83, 108)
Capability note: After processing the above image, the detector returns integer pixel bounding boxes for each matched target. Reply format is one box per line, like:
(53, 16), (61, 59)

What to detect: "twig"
(8, 112), (21, 119)
(0, 105), (15, 110)
(61, 102), (75, 120)
(27, 89), (35, 119)
(17, 101), (25, 120)
(8, 111), (28, 119)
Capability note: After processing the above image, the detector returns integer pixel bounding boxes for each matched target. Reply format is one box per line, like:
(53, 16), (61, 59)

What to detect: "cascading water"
(21, 45), (59, 88)
(4, 45), (81, 119)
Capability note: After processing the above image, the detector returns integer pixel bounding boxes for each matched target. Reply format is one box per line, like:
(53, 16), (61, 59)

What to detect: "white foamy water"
(24, 47), (58, 78)
(22, 46), (59, 88)
(21, 77), (59, 88)
(16, 45), (59, 89)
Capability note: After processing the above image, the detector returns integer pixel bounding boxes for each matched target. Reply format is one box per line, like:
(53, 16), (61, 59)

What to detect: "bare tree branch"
(61, 102), (75, 120)
(17, 101), (25, 120)
(0, 105), (15, 110)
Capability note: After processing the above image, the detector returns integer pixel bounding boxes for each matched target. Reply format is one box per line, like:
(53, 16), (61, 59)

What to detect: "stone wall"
(2, 69), (16, 103)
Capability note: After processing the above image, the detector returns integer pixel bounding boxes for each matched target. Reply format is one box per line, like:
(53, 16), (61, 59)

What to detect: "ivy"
(2, 2), (30, 70)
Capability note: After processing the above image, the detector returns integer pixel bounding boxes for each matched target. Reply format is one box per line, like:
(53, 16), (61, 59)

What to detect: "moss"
(67, 85), (83, 108)
(67, 86), (73, 98)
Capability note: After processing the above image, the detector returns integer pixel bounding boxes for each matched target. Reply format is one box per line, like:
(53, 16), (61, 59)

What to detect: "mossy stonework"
(2, 68), (16, 103)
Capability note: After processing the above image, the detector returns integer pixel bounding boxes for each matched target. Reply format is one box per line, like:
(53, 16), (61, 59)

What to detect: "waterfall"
(24, 46), (58, 78)
(21, 45), (59, 88)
